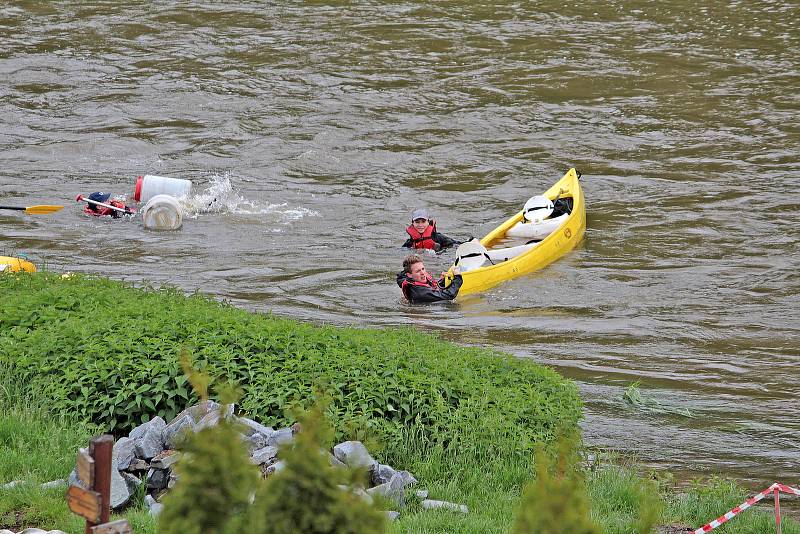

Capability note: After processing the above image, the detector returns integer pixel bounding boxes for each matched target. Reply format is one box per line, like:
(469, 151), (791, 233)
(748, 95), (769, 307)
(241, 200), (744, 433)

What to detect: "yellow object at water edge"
(444, 168), (586, 296)
(0, 256), (37, 273)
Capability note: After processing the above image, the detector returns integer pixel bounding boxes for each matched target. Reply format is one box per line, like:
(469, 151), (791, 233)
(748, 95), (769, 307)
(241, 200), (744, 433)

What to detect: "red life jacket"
(400, 274), (439, 301)
(84, 200), (131, 218)
(405, 222), (437, 249)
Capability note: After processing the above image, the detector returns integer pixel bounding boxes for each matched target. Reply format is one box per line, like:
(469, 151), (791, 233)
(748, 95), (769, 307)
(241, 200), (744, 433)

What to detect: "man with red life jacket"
(402, 208), (460, 252)
(396, 254), (463, 304)
(82, 192), (133, 218)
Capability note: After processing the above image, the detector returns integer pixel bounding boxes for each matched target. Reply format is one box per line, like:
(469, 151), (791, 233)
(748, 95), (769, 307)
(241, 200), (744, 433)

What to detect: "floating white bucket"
(141, 194), (183, 230)
(133, 175), (192, 204)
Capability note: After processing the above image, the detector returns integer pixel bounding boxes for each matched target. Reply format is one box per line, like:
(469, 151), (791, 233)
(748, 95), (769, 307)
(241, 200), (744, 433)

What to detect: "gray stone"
(133, 416), (166, 460)
(40, 479), (67, 489)
(415, 489), (429, 500)
(150, 450), (180, 469)
(169, 400), (222, 424)
(398, 470), (418, 486)
(145, 494), (164, 517)
(238, 417), (275, 439)
(241, 431), (267, 453)
(167, 472), (179, 489)
(163, 413), (195, 449)
(129, 420), (149, 440)
(372, 464), (398, 486)
(121, 471), (141, 491)
(264, 460), (286, 475)
(113, 437), (136, 471)
(146, 468), (170, 491)
(127, 458), (150, 472)
(1, 480), (23, 489)
(67, 469), (85, 489)
(110, 467), (132, 510)
(251, 445), (279, 466)
(333, 441), (375, 470)
(266, 428), (293, 447)
(328, 452), (346, 468)
(195, 410), (220, 431)
(366, 473), (405, 508)
(421, 499), (468, 514)
(353, 487), (373, 504)
(386, 511), (400, 521)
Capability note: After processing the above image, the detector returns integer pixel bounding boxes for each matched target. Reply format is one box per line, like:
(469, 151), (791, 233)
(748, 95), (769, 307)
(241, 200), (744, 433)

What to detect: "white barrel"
(133, 175), (192, 203)
(141, 194), (183, 230)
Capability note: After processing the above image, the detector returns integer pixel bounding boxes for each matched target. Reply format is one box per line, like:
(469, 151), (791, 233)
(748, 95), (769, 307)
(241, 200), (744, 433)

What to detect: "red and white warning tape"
(693, 482), (800, 533)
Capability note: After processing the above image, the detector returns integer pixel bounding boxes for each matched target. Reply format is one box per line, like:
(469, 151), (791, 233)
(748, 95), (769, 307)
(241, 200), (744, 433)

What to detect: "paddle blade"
(25, 205), (64, 214)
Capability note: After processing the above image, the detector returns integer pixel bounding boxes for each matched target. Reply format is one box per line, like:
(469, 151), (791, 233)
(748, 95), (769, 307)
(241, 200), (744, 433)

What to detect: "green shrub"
(0, 273), (581, 462)
(245, 405), (386, 533)
(158, 406), (260, 534)
(513, 435), (601, 534)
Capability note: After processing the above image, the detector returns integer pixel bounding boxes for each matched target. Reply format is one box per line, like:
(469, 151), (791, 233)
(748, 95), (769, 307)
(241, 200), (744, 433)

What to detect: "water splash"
(181, 175), (245, 215)
(181, 175), (319, 223)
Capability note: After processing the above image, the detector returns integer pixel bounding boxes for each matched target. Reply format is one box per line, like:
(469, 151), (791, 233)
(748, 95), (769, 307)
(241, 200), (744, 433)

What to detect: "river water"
(1, 1), (798, 486)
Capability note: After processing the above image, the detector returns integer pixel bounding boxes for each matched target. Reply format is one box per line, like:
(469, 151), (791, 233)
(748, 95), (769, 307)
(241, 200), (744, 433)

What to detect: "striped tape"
(693, 483), (800, 533)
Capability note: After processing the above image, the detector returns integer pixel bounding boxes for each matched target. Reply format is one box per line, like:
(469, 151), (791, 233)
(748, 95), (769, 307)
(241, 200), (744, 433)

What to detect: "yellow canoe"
(0, 256), (37, 273)
(445, 168), (585, 296)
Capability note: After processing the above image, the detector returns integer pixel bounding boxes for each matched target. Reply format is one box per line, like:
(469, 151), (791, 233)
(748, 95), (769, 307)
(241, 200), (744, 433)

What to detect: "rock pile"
(67, 401), (468, 520)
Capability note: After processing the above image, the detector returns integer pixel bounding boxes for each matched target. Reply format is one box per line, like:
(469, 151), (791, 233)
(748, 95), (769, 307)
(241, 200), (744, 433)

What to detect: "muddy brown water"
(1, 2), (798, 487)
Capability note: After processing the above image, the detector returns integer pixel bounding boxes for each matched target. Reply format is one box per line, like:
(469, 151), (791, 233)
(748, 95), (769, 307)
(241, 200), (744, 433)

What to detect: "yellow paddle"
(0, 204), (64, 215)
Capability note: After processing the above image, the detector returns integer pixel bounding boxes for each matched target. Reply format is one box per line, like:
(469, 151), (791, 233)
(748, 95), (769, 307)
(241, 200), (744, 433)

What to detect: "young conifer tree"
(632, 475), (663, 534)
(159, 363), (261, 534)
(244, 404), (386, 534)
(513, 433), (602, 534)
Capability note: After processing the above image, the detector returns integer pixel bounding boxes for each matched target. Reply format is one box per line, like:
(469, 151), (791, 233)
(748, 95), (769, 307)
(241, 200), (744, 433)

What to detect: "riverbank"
(1, 272), (797, 533)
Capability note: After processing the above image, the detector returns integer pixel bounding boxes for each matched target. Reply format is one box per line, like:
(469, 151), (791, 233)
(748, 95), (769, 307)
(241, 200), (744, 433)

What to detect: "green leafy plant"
(0, 272), (581, 464)
(623, 382), (693, 418)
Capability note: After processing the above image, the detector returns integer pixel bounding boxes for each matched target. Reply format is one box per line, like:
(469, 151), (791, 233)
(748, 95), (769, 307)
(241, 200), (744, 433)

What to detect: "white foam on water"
(181, 175), (319, 223)
(181, 175), (245, 215)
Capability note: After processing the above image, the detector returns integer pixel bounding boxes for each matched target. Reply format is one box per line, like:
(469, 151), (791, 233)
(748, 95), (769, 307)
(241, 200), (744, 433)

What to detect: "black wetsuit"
(396, 272), (463, 304)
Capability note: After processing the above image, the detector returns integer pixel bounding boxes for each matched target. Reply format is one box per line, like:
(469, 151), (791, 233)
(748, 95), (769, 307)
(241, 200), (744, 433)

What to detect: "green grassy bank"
(1, 272), (797, 533)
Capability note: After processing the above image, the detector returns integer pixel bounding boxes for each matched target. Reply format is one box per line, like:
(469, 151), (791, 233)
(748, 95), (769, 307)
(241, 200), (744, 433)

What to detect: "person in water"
(396, 254), (463, 304)
(402, 208), (460, 252)
(82, 192), (133, 218)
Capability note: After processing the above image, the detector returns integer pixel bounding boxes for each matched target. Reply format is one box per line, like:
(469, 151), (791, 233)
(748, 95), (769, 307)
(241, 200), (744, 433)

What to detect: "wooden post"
(774, 487), (782, 534)
(87, 435), (114, 534)
(67, 435), (131, 534)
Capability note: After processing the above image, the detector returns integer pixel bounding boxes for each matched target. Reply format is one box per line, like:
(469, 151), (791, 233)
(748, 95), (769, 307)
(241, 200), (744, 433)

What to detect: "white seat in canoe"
(454, 238), (490, 272)
(485, 241), (539, 263)
(506, 213), (569, 239)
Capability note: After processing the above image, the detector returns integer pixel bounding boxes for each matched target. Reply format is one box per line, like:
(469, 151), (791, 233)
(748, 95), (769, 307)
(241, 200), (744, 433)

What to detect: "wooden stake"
(87, 435), (114, 534)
